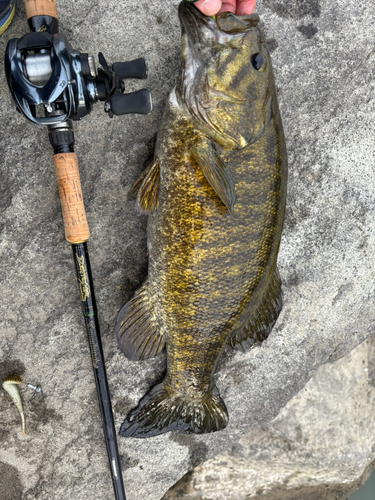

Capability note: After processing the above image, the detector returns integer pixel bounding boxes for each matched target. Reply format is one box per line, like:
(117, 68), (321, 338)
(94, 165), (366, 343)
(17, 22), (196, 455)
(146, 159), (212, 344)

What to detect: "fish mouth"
(178, 2), (259, 44)
(178, 2), (217, 48)
(178, 2), (260, 90)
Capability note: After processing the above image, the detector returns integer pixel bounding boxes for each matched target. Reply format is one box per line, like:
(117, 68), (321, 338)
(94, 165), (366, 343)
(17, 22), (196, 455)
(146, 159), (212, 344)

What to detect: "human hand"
(190, 0), (256, 17)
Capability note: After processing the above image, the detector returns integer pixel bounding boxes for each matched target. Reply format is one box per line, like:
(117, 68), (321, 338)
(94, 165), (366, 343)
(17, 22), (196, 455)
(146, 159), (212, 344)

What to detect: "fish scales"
(116, 2), (287, 438)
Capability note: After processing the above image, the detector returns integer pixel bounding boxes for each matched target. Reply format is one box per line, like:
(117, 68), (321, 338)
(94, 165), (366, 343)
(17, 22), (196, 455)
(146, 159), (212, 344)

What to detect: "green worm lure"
(2, 374), (26, 436)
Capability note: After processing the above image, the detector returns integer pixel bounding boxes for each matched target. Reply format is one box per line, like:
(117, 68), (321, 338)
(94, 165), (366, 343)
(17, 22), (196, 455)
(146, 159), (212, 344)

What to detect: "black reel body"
(4, 31), (151, 125)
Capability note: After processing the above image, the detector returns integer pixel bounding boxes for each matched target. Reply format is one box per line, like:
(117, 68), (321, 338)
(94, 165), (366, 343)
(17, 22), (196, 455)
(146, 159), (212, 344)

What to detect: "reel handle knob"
(112, 58), (147, 80)
(109, 89), (152, 116)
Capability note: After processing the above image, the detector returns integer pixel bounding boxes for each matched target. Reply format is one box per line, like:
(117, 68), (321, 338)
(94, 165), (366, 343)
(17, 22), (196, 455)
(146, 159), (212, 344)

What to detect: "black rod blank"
(72, 243), (126, 500)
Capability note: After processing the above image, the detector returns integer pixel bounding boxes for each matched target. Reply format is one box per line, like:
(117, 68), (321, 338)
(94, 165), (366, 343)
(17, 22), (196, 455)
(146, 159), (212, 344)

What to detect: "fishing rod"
(4, 1), (152, 498)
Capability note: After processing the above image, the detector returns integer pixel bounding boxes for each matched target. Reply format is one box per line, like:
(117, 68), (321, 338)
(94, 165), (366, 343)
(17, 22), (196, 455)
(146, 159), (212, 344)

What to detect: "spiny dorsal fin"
(133, 159), (160, 214)
(227, 268), (282, 350)
(115, 279), (165, 361)
(191, 143), (236, 213)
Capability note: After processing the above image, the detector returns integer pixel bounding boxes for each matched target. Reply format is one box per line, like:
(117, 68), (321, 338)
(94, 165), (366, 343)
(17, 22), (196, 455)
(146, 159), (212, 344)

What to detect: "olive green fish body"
(150, 101), (285, 393)
(116, 2), (287, 438)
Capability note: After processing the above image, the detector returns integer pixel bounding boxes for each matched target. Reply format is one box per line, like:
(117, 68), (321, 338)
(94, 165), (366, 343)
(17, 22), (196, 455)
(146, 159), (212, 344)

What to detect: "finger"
(193, 0), (223, 16)
(217, 0), (236, 14)
(236, 0), (256, 15)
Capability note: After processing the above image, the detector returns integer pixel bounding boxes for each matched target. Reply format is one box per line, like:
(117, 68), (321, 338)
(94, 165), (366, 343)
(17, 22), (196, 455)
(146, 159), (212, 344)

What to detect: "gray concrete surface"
(0, 1), (374, 500)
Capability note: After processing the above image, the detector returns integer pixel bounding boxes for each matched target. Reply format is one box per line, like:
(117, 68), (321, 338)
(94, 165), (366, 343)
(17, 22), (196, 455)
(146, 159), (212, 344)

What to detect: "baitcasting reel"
(5, 31), (152, 125)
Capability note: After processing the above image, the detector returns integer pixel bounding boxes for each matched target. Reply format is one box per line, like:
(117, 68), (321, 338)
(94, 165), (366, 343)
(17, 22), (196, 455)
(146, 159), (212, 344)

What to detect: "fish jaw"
(178, 2), (260, 52)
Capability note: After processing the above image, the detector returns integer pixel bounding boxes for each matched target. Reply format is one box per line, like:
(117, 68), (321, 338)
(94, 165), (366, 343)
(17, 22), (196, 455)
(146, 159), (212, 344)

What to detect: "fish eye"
(251, 53), (267, 72)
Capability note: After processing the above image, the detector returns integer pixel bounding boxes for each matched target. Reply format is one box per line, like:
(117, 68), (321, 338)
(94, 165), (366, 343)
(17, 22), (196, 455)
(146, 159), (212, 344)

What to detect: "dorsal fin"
(227, 268), (282, 350)
(115, 279), (165, 360)
(133, 159), (160, 214)
(191, 142), (236, 213)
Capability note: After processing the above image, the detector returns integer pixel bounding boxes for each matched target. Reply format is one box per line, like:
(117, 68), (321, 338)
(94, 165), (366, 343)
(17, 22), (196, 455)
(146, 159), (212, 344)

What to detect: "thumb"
(193, 0), (223, 16)
(236, 0), (256, 15)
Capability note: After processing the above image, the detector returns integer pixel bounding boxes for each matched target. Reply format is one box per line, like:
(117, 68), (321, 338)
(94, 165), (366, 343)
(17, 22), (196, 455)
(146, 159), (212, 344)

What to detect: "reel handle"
(53, 153), (90, 244)
(24, 0), (58, 20)
(109, 89), (152, 116)
(112, 58), (147, 80)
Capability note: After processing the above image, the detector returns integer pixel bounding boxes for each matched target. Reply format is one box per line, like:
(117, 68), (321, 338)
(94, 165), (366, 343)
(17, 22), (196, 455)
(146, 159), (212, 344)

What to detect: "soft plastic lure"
(2, 374), (26, 435)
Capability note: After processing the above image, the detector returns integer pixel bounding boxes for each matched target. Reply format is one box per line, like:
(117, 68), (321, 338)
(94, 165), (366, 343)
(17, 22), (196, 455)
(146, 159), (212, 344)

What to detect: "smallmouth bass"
(116, 1), (287, 438)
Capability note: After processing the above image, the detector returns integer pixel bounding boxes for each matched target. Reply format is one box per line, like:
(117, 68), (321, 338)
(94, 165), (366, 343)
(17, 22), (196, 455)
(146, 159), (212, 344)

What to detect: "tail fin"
(119, 382), (228, 438)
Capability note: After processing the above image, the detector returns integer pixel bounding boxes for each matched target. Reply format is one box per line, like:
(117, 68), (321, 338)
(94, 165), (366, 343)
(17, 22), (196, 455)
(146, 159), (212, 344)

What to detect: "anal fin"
(115, 279), (165, 360)
(227, 268), (282, 350)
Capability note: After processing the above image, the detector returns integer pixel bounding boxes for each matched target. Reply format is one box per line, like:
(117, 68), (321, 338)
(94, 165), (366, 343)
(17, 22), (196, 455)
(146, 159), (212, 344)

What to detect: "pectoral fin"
(192, 144), (236, 213)
(133, 159), (160, 214)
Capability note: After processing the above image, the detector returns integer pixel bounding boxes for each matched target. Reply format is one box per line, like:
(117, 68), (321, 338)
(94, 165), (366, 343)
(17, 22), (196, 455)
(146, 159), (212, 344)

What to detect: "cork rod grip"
(24, 0), (58, 20)
(53, 153), (90, 244)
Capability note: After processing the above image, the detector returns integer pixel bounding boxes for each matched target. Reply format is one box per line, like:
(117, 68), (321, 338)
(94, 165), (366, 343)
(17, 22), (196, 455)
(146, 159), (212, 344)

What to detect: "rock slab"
(164, 338), (375, 499)
(0, 0), (374, 499)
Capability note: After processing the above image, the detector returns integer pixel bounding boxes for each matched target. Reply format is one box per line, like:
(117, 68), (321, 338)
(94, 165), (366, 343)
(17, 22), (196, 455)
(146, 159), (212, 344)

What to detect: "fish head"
(177, 1), (274, 149)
